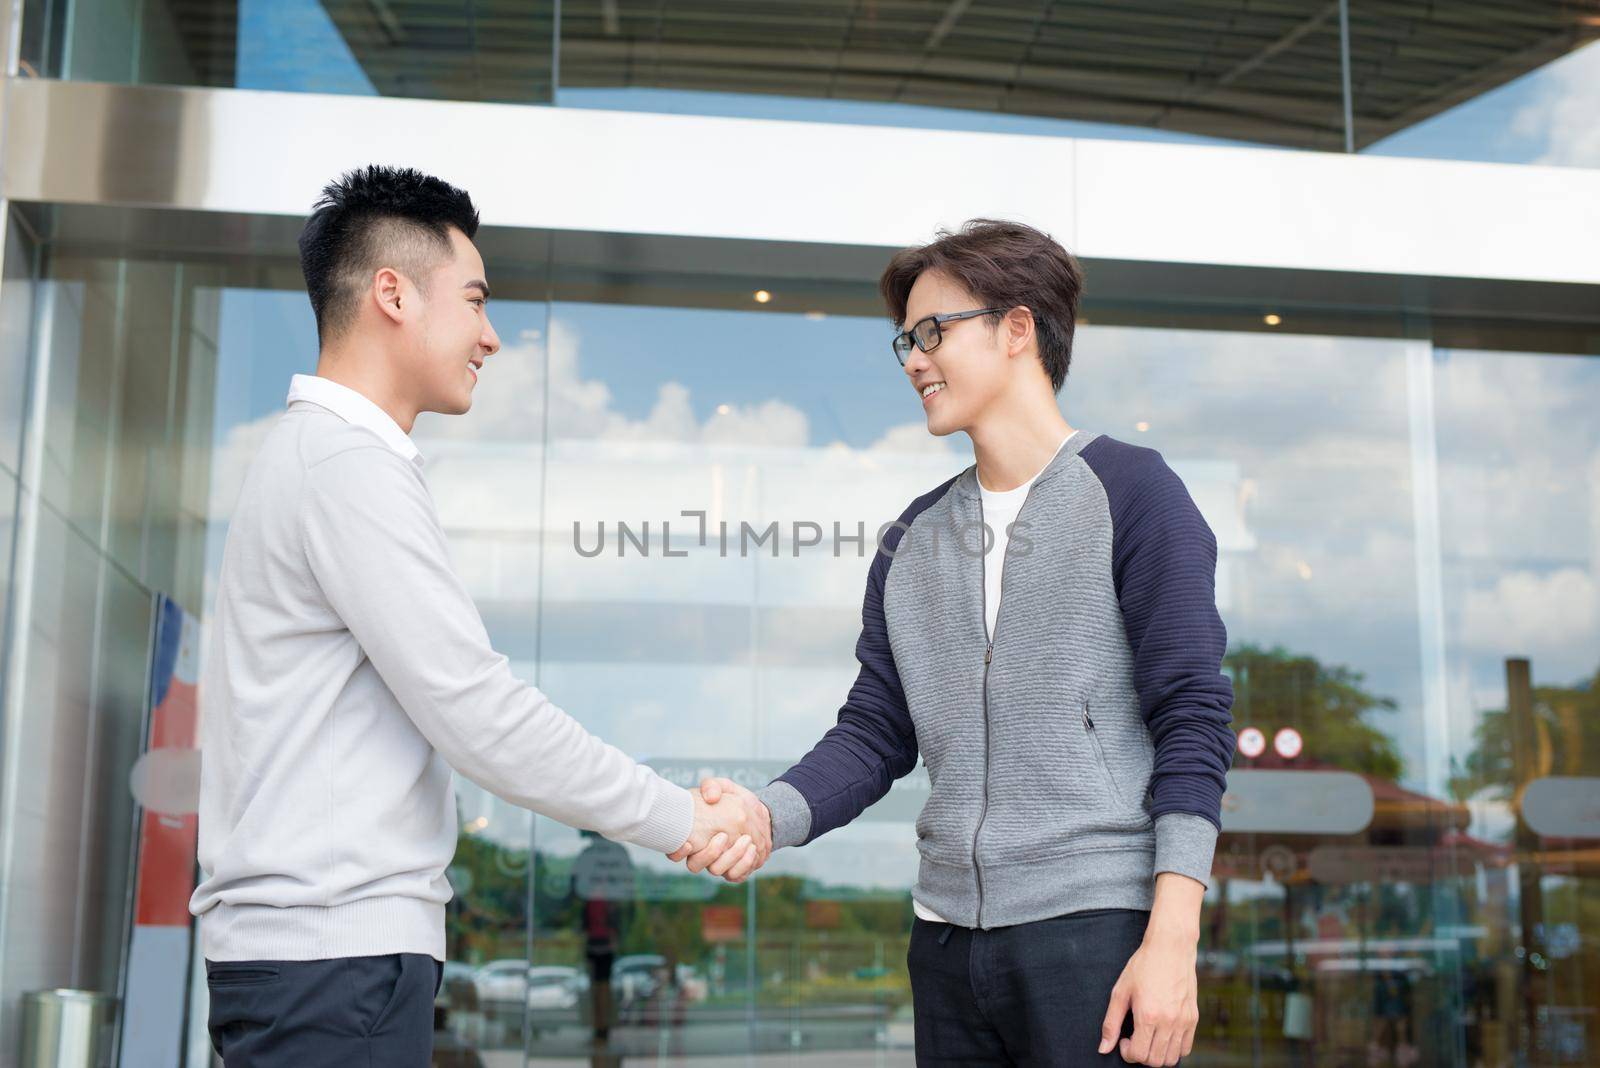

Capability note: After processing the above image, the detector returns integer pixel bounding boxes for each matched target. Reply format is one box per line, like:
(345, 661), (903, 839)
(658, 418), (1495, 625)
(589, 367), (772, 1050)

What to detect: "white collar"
(286, 374), (423, 467)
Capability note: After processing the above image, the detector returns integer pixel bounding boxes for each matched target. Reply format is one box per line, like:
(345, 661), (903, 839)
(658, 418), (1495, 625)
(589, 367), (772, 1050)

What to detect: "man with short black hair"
(686, 220), (1235, 1066)
(192, 166), (759, 1066)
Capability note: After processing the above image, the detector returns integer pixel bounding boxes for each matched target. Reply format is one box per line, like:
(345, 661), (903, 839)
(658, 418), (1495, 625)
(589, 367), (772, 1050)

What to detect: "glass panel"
(1434, 348), (1600, 1066)
(1070, 328), (1456, 1065)
(0, 468), (14, 708)
(28, 257), (111, 531)
(0, 249), (219, 1056)
(0, 496), (155, 1040)
(24, 254), (219, 596)
(0, 218), (36, 478)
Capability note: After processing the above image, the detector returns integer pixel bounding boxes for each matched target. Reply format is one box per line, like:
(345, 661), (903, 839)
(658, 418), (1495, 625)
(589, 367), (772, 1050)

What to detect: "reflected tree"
(1448, 664), (1600, 803)
(1225, 643), (1403, 778)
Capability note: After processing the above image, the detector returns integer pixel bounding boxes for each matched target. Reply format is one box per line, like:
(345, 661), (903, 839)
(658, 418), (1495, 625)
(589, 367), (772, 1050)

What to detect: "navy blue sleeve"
(764, 477), (957, 846)
(1080, 437), (1236, 831)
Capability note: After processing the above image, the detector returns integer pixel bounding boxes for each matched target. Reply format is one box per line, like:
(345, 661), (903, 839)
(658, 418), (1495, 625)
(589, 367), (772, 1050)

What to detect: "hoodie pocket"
(1083, 701), (1125, 805)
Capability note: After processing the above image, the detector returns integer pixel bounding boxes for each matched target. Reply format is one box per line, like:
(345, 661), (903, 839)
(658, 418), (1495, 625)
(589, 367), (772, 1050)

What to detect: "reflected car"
(472, 959), (532, 1007)
(472, 959), (590, 1012)
(526, 965), (588, 1010)
(611, 954), (667, 1004)
(609, 955), (708, 1004)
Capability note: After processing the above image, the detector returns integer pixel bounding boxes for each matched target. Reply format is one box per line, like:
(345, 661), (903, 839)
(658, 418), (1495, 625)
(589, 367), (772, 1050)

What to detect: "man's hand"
(667, 778), (772, 882)
(1099, 873), (1203, 1065)
(668, 783), (754, 872)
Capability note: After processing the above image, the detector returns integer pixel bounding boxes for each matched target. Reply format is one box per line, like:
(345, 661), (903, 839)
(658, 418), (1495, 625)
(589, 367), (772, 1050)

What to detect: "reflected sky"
(235, 0), (374, 95)
(1367, 39), (1600, 168)
(1433, 349), (1600, 704)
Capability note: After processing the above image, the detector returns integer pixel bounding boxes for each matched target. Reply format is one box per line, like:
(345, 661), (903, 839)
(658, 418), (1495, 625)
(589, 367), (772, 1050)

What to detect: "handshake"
(667, 778), (774, 883)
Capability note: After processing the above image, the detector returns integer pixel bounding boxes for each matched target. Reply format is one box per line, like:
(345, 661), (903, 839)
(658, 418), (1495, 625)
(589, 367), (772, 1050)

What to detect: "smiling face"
(900, 269), (1016, 437)
(401, 226), (501, 416)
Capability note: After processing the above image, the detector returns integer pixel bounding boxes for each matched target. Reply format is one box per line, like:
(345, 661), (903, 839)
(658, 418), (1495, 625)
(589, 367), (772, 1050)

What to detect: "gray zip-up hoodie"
(757, 431), (1236, 929)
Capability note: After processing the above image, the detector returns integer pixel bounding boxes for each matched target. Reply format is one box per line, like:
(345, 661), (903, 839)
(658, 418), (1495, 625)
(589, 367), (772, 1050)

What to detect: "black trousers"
(206, 953), (442, 1067)
(909, 908), (1176, 1067)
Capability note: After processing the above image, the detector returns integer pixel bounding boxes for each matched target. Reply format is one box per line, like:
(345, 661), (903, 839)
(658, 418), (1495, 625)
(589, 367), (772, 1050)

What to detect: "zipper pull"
(984, 644), (993, 665)
(1083, 705), (1094, 730)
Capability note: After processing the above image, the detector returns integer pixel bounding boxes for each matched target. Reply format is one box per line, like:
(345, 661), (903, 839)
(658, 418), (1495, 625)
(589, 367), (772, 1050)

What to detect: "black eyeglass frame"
(891, 307), (1007, 365)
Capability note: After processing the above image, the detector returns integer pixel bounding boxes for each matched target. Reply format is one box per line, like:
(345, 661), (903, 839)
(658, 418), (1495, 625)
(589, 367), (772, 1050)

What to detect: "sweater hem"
(915, 845), (1159, 931)
(200, 897), (447, 962)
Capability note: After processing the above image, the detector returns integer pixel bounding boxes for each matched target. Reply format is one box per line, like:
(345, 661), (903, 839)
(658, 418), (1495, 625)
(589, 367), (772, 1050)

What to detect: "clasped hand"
(667, 778), (773, 882)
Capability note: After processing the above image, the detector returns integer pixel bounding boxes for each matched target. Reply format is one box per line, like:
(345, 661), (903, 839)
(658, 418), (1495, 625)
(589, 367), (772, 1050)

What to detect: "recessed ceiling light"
(1135, 421), (1150, 432)
(754, 290), (772, 304)
(1264, 313), (1282, 326)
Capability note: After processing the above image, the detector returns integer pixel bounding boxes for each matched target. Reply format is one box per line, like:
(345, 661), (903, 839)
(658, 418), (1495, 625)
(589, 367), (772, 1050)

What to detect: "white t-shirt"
(980, 430), (1077, 641)
(913, 430), (1076, 926)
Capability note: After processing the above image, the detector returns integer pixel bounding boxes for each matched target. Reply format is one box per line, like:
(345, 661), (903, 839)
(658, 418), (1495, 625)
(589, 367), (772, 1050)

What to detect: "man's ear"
(1006, 306), (1036, 357)
(373, 267), (406, 325)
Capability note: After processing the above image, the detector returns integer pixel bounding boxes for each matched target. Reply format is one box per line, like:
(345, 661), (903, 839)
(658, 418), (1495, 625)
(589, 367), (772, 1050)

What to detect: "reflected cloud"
(417, 323), (808, 448)
(1511, 40), (1600, 168)
(1461, 568), (1598, 681)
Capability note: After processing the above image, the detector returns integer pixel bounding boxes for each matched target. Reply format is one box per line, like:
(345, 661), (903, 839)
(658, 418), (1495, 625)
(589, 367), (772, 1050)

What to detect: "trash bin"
(18, 989), (115, 1068)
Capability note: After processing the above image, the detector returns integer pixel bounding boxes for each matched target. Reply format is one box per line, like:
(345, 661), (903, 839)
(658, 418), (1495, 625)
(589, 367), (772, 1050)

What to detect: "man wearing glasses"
(679, 220), (1235, 1066)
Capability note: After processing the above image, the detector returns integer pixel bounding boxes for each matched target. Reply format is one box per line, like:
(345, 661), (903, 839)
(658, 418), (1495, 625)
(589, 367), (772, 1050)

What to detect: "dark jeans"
(206, 953), (442, 1067)
(909, 908), (1174, 1067)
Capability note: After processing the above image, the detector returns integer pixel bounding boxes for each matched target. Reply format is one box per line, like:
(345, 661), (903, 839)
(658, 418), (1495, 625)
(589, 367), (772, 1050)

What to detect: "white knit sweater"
(191, 376), (693, 962)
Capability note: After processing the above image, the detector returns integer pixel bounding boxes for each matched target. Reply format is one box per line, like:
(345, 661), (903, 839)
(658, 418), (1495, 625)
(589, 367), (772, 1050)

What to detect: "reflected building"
(0, 2), (1598, 1067)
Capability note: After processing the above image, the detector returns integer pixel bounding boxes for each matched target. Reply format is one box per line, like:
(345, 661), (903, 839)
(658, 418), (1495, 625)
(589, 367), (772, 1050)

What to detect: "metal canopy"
(198, 1), (1600, 151)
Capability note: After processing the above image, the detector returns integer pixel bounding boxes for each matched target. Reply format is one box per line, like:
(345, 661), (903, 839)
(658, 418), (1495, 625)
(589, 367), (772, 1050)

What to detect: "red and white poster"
(118, 594), (201, 1068)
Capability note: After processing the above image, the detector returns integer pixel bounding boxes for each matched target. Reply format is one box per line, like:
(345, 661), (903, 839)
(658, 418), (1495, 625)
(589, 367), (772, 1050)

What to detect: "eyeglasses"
(891, 308), (1005, 366)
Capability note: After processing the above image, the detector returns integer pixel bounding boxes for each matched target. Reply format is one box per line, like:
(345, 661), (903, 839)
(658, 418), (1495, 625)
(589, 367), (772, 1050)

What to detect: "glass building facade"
(1, 3), (1598, 1067)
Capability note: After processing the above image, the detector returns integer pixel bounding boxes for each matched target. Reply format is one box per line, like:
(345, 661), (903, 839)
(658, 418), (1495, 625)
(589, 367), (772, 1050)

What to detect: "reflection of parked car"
(609, 955), (708, 1005)
(526, 965), (587, 1010)
(473, 959), (530, 1007)
(611, 954), (666, 1004)
(473, 959), (589, 1011)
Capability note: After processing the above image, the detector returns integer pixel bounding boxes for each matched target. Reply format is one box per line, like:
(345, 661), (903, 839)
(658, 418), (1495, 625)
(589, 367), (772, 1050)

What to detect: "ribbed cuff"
(628, 778), (697, 855)
(756, 780), (812, 849)
(1153, 812), (1218, 889)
